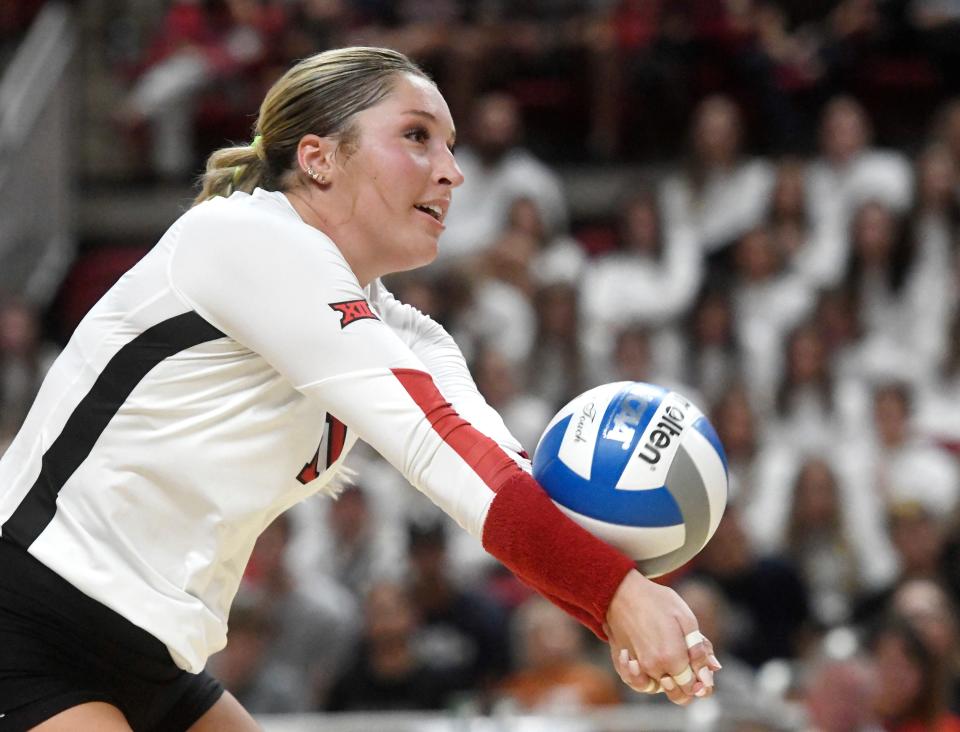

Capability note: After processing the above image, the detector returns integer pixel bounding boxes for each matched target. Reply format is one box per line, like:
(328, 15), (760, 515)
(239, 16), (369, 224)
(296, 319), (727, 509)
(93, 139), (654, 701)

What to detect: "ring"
(672, 666), (695, 686)
(685, 630), (706, 649)
(641, 678), (660, 693)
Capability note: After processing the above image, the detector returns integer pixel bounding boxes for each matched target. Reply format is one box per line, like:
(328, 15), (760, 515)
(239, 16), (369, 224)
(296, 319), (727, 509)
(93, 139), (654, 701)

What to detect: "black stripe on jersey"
(1, 312), (225, 549)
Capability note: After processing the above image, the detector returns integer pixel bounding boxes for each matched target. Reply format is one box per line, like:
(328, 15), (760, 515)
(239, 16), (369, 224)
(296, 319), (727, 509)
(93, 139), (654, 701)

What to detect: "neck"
(283, 188), (377, 287)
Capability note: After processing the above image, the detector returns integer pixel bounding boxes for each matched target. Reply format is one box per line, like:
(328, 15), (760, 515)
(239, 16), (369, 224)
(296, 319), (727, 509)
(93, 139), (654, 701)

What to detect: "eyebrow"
(402, 109), (457, 143)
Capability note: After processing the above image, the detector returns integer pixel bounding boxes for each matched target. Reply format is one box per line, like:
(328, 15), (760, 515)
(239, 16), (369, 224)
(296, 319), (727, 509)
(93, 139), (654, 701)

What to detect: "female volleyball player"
(0, 48), (719, 731)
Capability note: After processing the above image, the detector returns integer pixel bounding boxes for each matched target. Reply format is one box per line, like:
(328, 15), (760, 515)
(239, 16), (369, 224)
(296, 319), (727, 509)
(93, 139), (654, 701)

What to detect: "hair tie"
(251, 134), (264, 160)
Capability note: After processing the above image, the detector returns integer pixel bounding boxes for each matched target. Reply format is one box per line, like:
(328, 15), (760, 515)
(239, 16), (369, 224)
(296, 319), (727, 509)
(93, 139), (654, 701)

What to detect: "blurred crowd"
(3, 0), (960, 729)
(102, 0), (960, 177)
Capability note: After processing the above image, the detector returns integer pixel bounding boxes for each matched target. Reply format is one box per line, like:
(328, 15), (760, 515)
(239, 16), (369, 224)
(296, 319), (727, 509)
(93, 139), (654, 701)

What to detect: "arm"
(169, 202), (714, 701)
(367, 278), (529, 466)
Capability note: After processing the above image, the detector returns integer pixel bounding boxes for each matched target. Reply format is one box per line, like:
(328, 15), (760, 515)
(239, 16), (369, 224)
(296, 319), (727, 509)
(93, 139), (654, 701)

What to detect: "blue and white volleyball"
(532, 382), (728, 577)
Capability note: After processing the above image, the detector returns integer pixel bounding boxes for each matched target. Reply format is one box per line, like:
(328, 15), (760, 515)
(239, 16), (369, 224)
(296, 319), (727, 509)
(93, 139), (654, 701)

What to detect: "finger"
(685, 630), (706, 649)
(611, 648), (660, 694)
(700, 636), (722, 671)
(679, 626), (716, 696)
(668, 663), (699, 697)
(672, 665), (695, 687)
(660, 677), (695, 706)
(614, 648), (661, 694)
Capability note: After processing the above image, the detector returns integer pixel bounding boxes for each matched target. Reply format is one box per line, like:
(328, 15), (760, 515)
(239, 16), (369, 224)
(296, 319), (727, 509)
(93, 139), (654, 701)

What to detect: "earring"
(306, 168), (327, 185)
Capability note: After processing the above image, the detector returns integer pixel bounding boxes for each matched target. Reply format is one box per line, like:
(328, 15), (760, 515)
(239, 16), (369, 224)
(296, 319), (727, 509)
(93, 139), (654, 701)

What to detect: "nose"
(436, 147), (464, 188)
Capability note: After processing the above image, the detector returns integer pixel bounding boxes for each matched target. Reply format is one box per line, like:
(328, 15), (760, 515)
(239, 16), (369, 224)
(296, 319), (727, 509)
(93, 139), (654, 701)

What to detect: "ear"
(296, 134), (338, 180)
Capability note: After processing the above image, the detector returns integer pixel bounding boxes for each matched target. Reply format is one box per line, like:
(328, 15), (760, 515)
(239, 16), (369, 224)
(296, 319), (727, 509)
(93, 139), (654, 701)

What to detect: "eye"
(405, 126), (430, 144)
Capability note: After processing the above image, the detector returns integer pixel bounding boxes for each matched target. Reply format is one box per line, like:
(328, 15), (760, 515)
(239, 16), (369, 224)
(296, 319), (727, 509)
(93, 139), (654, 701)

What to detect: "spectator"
(453, 229), (538, 367)
(526, 282), (585, 410)
(805, 96), (913, 233)
(472, 344), (552, 455)
(0, 298), (59, 440)
(692, 508), (812, 667)
(439, 92), (568, 267)
(841, 381), (959, 521)
(606, 323), (698, 403)
(681, 284), (743, 407)
(208, 590), (303, 713)
(804, 655), (881, 732)
(287, 481), (407, 600)
(779, 457), (895, 626)
(854, 499), (955, 628)
(406, 520), (512, 698)
(710, 383), (788, 507)
(769, 157), (849, 290)
(326, 580), (453, 711)
(238, 513), (358, 708)
(932, 99), (960, 172)
(496, 596), (620, 712)
(661, 95), (775, 258)
(846, 201), (947, 383)
(579, 184), (702, 370)
(891, 579), (960, 713)
(118, 0), (287, 179)
(868, 616), (960, 731)
(916, 304), (960, 447)
(770, 321), (842, 452)
(729, 225), (816, 411)
(508, 196), (586, 288)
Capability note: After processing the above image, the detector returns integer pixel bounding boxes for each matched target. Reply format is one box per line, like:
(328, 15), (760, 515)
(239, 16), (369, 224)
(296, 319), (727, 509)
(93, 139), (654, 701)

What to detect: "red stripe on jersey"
(326, 415), (347, 466)
(390, 368), (521, 491)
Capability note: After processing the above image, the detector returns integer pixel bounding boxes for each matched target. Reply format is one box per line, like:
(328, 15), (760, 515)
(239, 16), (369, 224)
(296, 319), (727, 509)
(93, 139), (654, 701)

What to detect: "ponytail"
(194, 139), (268, 205)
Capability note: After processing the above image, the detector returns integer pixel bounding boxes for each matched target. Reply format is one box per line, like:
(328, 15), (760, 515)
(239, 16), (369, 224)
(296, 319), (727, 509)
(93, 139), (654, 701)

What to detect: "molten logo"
(637, 404), (687, 465)
(329, 299), (379, 328)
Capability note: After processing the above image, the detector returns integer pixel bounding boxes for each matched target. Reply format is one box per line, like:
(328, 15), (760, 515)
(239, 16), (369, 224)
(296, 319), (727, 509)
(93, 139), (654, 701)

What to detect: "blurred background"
(2, 0), (960, 729)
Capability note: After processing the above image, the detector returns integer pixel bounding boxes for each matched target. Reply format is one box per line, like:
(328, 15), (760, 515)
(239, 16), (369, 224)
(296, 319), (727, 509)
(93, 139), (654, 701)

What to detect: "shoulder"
(175, 190), (348, 266)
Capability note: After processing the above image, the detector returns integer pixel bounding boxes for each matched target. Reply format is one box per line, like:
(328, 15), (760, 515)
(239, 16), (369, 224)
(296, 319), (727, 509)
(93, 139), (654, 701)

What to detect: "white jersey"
(0, 188), (527, 673)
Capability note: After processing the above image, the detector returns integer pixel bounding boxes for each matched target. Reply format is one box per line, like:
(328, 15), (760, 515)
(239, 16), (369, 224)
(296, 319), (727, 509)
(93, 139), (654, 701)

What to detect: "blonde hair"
(194, 47), (430, 205)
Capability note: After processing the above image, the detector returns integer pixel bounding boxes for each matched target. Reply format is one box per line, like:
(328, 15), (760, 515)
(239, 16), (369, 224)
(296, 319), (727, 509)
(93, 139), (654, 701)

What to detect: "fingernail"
(660, 676), (676, 691)
(708, 654), (723, 670)
(695, 685), (708, 697)
(698, 667), (714, 687)
(628, 659), (641, 677)
(619, 648), (629, 666)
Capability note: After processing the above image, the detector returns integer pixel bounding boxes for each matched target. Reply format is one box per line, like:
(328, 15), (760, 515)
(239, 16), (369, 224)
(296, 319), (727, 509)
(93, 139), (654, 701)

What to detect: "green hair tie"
(233, 135), (263, 187)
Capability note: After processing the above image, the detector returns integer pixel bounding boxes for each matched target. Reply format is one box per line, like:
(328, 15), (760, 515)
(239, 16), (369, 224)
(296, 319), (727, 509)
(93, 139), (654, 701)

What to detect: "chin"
(392, 241), (438, 275)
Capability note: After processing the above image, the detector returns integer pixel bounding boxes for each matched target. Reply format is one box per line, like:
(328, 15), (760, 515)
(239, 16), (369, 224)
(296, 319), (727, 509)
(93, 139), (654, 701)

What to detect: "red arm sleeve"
(481, 472), (636, 639)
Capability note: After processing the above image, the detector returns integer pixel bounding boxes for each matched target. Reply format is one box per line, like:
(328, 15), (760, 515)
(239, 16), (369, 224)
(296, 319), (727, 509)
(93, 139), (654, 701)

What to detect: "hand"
(604, 569), (721, 705)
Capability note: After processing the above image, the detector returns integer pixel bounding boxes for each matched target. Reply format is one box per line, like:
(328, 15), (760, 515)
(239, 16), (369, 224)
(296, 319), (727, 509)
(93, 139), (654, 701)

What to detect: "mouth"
(414, 203), (444, 222)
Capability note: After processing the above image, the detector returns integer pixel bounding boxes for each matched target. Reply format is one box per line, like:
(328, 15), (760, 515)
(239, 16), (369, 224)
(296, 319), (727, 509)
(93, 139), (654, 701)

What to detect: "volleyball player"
(0, 47), (719, 731)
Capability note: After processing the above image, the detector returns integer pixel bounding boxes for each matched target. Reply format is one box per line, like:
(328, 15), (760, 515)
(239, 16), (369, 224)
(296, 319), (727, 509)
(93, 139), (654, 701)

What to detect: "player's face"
(335, 73), (462, 281)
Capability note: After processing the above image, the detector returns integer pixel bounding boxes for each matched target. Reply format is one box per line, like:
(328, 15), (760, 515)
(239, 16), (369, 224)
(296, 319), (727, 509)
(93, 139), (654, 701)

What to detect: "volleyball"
(532, 381), (728, 577)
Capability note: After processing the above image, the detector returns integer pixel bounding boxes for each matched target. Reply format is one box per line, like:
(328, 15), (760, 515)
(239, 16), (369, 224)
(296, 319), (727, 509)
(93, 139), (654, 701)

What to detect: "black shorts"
(0, 539), (224, 732)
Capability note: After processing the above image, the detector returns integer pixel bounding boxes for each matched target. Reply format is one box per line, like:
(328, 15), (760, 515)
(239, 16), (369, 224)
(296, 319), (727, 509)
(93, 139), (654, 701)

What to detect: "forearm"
(481, 471), (636, 638)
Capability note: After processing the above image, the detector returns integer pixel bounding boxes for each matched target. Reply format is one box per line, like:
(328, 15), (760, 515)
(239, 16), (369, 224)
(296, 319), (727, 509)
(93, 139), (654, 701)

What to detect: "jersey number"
(297, 414), (347, 484)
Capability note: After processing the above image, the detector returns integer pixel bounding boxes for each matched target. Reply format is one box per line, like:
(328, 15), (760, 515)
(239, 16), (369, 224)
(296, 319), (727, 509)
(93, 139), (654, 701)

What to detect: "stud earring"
(305, 168), (327, 185)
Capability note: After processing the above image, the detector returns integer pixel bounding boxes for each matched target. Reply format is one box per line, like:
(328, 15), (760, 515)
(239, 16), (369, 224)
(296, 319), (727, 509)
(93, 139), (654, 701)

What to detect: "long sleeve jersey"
(0, 188), (633, 672)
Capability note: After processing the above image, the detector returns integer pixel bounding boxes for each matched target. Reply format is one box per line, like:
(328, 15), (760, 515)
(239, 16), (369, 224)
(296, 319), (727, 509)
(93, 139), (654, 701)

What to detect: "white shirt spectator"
(661, 159), (775, 253)
(733, 273), (816, 411)
(805, 150), (913, 228)
(438, 147), (568, 265)
(579, 225), (702, 366)
(743, 446), (898, 595)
